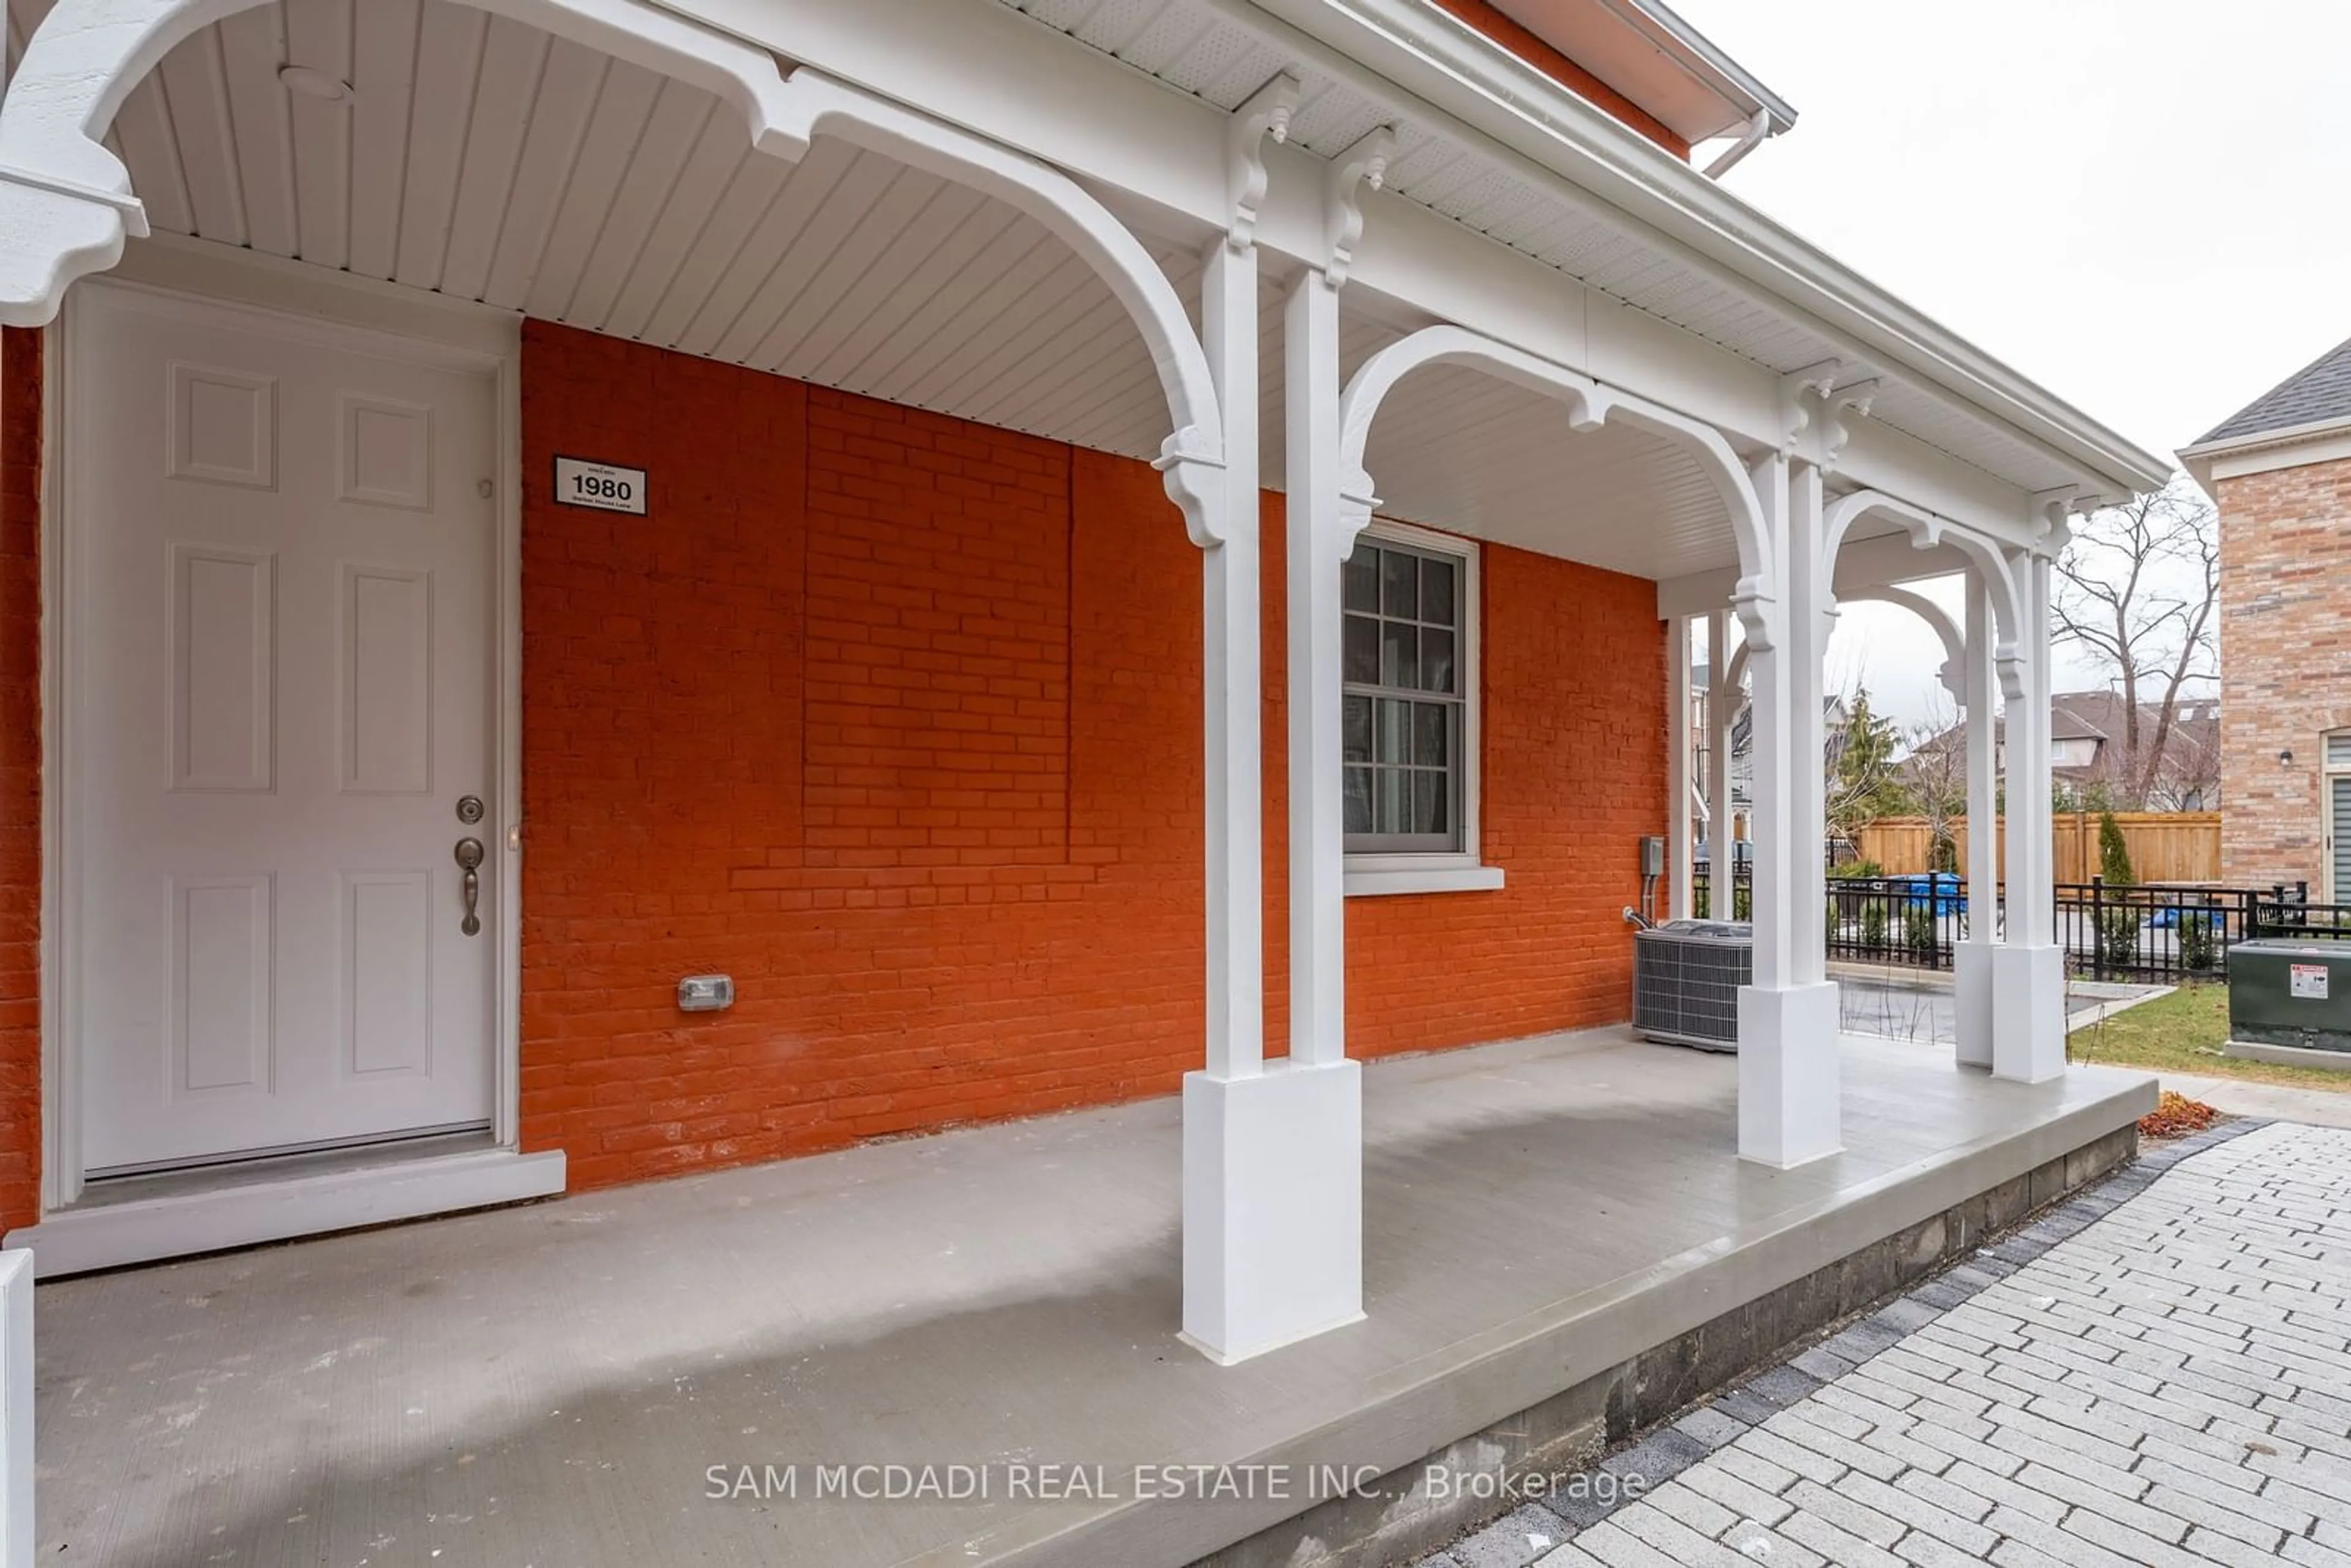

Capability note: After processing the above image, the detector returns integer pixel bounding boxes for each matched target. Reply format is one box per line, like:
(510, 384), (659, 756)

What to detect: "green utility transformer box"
(2230, 939), (2351, 1054)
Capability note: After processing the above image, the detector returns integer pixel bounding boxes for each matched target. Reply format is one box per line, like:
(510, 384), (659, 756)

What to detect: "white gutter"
(1700, 108), (1771, 180)
(1605, 0), (1796, 137)
(2177, 413), (2351, 497)
(1237, 0), (2172, 497)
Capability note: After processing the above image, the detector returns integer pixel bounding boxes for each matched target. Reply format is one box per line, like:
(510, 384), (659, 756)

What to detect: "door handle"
(455, 838), (485, 936)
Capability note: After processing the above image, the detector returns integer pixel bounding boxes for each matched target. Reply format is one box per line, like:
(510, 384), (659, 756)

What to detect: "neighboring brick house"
(2183, 337), (2351, 895)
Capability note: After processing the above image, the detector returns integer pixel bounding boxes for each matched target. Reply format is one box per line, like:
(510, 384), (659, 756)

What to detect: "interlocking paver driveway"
(1429, 1119), (2351, 1567)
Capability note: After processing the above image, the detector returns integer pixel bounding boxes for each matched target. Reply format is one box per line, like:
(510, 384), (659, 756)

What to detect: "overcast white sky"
(1672, 0), (2351, 727)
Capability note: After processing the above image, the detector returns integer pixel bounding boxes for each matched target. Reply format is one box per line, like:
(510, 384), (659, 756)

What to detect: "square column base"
(1181, 1059), (1365, 1365)
(1737, 981), (1843, 1168)
(1952, 940), (1996, 1070)
(1992, 943), (2068, 1083)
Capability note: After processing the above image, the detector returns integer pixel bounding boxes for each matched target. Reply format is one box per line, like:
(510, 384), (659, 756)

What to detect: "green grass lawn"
(2068, 981), (2351, 1090)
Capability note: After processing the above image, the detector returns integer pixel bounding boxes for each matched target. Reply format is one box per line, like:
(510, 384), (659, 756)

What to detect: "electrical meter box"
(2230, 939), (2351, 1052)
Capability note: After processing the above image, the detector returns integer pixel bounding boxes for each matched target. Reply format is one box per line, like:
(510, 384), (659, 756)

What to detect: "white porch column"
(1182, 250), (1364, 1366)
(1735, 453), (1841, 1166)
(1952, 566), (2000, 1069)
(1188, 237), (1354, 1365)
(1992, 547), (2065, 1082)
(1667, 614), (1696, 920)
(1706, 607), (1735, 910)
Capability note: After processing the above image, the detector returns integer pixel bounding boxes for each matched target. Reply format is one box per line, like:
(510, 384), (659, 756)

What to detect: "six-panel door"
(73, 285), (498, 1174)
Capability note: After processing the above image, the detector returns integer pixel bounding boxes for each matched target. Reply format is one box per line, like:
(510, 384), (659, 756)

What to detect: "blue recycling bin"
(1888, 871), (1965, 916)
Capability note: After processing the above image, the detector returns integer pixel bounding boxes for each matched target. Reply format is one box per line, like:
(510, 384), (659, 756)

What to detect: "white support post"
(1668, 614), (1695, 921)
(0, 1248), (26, 1568)
(1286, 270), (1346, 1070)
(1952, 566), (1999, 1069)
(1706, 607), (1734, 903)
(1735, 453), (1841, 1167)
(1195, 238), (1263, 1085)
(1183, 246), (1363, 1366)
(1992, 549), (2066, 1082)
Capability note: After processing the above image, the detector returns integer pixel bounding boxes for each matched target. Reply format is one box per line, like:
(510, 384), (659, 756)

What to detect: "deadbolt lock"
(456, 795), (486, 825)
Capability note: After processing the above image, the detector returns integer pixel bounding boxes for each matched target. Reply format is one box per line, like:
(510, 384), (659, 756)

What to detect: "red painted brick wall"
(521, 321), (1663, 1190)
(0, 319), (1663, 1218)
(0, 330), (36, 1229)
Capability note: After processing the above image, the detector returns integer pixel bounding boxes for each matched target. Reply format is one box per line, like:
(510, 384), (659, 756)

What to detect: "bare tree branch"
(2049, 479), (2220, 810)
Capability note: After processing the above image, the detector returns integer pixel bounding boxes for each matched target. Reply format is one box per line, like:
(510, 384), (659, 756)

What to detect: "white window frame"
(2325, 730), (2351, 902)
(1342, 519), (1503, 898)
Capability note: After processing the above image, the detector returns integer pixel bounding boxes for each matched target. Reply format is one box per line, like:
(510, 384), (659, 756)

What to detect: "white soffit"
(50, 0), (1744, 579)
(994, 0), (2113, 497)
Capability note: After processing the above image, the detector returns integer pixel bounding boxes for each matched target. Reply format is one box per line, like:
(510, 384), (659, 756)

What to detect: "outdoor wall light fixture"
(2281, 748), (2295, 768)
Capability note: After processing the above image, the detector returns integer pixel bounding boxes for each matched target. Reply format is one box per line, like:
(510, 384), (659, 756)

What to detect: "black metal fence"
(1828, 874), (1962, 971)
(1684, 868), (2351, 985)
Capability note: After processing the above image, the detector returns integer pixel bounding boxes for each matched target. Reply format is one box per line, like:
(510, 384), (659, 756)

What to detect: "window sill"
(1344, 865), (1506, 898)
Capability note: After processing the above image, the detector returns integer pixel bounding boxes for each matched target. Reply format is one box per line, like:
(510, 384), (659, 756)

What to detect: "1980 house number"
(553, 456), (648, 516)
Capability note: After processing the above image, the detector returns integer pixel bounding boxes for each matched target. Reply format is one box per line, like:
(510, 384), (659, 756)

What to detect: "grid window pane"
(1420, 558), (1455, 625)
(1343, 696), (1373, 763)
(1414, 703), (1448, 767)
(1344, 767), (1374, 833)
(1381, 621), (1419, 689)
(1341, 531), (1470, 855)
(1421, 626), (1455, 694)
(1382, 550), (1416, 616)
(1343, 615), (1379, 683)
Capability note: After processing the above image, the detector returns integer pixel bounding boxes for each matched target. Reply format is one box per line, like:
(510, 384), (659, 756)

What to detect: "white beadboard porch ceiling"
(993, 0), (2086, 498)
(9, 0), (1753, 578)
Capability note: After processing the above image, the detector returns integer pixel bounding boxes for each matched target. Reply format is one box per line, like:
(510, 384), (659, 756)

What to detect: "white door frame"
(2325, 729), (2351, 906)
(39, 236), (525, 1211)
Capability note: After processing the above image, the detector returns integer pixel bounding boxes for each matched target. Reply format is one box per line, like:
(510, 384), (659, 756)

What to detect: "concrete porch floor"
(33, 1029), (2155, 1568)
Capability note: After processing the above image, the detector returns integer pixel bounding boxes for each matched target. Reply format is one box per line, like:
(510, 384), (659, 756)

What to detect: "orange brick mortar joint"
(519, 320), (1667, 1195)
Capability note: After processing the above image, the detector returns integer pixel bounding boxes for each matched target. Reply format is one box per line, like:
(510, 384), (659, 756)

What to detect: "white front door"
(71, 283), (499, 1176)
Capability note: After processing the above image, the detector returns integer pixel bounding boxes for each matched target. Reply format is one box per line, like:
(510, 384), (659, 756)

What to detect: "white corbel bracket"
(2030, 486), (2090, 555)
(1819, 377), (1878, 466)
(1730, 576), (1780, 653)
(1335, 468), (1381, 553)
(1776, 359), (1840, 458)
(1322, 124), (1396, 288)
(1777, 360), (1878, 467)
(1995, 639), (2028, 704)
(1225, 71), (1301, 253)
(1155, 427), (1229, 549)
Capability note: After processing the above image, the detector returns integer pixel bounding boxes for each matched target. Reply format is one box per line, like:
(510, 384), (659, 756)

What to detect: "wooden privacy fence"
(1853, 812), (2221, 884)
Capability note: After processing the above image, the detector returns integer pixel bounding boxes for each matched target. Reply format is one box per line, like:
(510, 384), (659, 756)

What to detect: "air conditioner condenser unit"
(1633, 919), (1753, 1051)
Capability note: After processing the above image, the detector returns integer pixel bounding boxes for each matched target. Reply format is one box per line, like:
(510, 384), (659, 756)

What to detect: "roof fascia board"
(2178, 413), (2351, 462)
(2181, 422), (2351, 495)
(1244, 0), (2169, 495)
(1607, 0), (1796, 130)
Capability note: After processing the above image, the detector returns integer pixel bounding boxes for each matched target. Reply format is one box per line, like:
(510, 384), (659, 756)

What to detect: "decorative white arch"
(1820, 490), (2022, 666)
(1725, 583), (1966, 703)
(1332, 324), (1774, 590)
(0, 0), (1230, 535)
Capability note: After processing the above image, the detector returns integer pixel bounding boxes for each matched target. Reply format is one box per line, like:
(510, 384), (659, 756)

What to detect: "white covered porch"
(0, 0), (2172, 1381)
(32, 1026), (2156, 1567)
